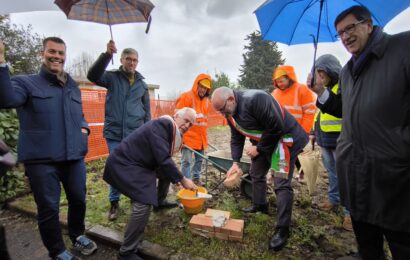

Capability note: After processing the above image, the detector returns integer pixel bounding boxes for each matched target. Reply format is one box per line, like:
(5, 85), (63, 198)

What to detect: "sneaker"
(317, 200), (338, 211)
(54, 249), (80, 260)
(343, 216), (354, 232)
(72, 235), (98, 256)
(108, 201), (119, 221)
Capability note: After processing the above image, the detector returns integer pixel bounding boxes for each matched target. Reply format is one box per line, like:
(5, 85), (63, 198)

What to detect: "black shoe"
(154, 200), (178, 211)
(242, 204), (268, 214)
(108, 201), (119, 221)
(269, 227), (289, 251)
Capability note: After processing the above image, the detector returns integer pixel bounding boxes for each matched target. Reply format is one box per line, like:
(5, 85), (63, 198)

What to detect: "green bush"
(0, 109), (28, 203)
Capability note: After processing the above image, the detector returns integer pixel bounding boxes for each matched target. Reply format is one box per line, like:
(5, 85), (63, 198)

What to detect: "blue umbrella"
(255, 0), (410, 45)
(255, 0), (410, 84)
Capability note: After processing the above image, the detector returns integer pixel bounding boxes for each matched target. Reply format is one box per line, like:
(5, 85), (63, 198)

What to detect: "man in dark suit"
(104, 107), (198, 260)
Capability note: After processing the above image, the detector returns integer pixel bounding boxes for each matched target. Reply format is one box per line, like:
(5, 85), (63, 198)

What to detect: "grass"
(13, 127), (360, 259)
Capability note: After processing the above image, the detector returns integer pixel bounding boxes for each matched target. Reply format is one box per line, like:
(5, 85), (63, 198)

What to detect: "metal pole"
(310, 0), (324, 88)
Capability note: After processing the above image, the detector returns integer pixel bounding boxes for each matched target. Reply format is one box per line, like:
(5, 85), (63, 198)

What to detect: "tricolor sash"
(228, 116), (293, 179)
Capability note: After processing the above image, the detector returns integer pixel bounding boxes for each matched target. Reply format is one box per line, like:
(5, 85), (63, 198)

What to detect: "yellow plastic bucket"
(176, 187), (207, 214)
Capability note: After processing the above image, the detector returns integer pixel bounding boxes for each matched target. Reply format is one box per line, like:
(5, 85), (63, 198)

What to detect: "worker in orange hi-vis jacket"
(271, 65), (317, 181)
(175, 73), (212, 185)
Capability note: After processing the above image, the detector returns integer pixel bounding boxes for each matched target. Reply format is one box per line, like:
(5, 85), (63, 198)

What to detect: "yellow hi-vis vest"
(315, 84), (342, 132)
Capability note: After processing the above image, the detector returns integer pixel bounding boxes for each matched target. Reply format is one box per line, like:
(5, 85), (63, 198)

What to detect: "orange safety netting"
(81, 89), (226, 161)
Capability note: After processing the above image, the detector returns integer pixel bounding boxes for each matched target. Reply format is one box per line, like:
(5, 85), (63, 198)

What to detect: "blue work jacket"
(87, 53), (151, 141)
(0, 66), (89, 163)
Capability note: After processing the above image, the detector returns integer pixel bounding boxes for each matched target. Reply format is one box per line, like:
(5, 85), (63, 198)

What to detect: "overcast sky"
(3, 0), (410, 99)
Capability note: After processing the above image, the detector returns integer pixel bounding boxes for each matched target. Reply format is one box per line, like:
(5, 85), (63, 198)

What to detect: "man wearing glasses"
(309, 5), (410, 258)
(88, 40), (151, 221)
(211, 87), (308, 251)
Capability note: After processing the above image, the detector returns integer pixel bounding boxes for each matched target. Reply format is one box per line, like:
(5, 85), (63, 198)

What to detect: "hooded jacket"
(313, 54), (342, 148)
(272, 65), (317, 134)
(175, 74), (211, 150)
(87, 53), (151, 141)
(317, 29), (410, 232)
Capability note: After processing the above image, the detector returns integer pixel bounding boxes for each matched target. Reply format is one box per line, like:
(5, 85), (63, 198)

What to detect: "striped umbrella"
(54, 0), (155, 40)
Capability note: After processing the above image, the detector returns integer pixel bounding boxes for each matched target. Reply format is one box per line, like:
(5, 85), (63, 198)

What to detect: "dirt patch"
(145, 126), (358, 259)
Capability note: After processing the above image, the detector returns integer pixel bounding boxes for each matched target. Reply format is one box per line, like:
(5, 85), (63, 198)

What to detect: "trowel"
(196, 192), (213, 199)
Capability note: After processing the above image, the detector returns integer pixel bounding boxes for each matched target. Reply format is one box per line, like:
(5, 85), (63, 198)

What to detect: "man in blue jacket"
(87, 40), (151, 221)
(0, 37), (97, 260)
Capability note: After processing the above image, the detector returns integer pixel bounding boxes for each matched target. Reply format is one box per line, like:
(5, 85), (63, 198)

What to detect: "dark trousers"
(352, 219), (410, 260)
(25, 160), (86, 257)
(250, 153), (296, 227)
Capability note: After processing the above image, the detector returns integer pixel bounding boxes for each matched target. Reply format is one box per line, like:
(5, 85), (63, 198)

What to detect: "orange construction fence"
(81, 89), (226, 161)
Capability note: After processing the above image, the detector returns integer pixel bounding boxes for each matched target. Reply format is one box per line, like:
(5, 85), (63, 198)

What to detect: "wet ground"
(0, 209), (118, 260)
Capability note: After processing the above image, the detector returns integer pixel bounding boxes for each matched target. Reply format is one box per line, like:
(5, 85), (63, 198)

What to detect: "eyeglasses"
(335, 20), (366, 39)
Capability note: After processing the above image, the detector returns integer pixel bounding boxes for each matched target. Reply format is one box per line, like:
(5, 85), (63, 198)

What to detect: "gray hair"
(175, 107), (196, 118)
(121, 48), (138, 58)
(211, 86), (233, 102)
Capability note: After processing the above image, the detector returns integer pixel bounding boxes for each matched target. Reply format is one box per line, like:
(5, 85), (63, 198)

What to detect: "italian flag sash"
(227, 116), (293, 179)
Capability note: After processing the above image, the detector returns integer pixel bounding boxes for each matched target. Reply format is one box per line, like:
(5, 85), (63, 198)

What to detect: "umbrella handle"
(145, 15), (152, 34)
(309, 34), (317, 89)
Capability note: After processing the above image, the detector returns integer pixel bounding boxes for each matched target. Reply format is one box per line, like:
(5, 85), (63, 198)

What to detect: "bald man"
(211, 87), (308, 251)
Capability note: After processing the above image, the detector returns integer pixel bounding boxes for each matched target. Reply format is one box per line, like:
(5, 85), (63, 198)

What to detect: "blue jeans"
(25, 160), (86, 257)
(106, 139), (122, 202)
(181, 148), (204, 180)
(321, 146), (350, 215)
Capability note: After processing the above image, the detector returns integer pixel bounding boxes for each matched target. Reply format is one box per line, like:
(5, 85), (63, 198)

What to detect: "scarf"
(227, 116), (293, 179)
(160, 115), (182, 155)
(351, 26), (383, 78)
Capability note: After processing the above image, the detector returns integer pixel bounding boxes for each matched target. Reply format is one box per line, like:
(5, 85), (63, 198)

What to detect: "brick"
(228, 234), (243, 242)
(189, 215), (203, 229)
(205, 209), (230, 220)
(222, 219), (244, 237)
(190, 227), (214, 238)
(189, 214), (214, 232)
(215, 231), (229, 240)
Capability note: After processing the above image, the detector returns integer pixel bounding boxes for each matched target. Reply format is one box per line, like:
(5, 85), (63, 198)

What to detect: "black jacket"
(318, 30), (410, 232)
(229, 90), (308, 162)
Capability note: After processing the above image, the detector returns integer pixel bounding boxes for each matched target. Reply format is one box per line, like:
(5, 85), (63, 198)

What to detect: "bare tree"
(66, 52), (96, 79)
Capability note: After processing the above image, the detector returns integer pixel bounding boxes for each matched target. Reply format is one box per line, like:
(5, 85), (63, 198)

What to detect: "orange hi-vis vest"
(175, 74), (211, 150)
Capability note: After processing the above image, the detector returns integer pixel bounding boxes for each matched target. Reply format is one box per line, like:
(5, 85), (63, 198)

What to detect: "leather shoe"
(154, 200), (178, 211)
(269, 226), (289, 251)
(242, 204), (268, 214)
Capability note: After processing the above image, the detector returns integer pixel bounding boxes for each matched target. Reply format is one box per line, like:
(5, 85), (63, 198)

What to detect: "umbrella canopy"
(255, 0), (410, 45)
(54, 0), (155, 38)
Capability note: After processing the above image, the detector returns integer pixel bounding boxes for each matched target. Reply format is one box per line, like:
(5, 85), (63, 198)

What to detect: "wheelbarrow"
(183, 144), (253, 199)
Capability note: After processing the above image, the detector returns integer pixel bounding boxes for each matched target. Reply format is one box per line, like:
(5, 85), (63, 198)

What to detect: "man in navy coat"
(0, 38), (97, 259)
(104, 107), (198, 260)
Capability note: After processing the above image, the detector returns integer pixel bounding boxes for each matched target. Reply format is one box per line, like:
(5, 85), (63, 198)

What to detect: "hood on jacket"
(192, 73), (212, 97)
(314, 54), (342, 87)
(272, 65), (298, 88)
